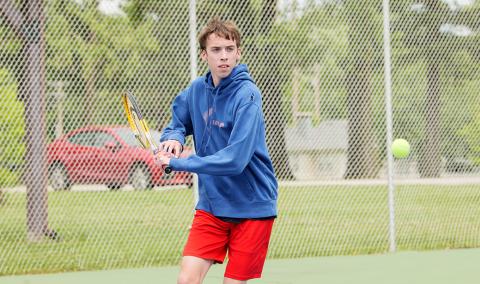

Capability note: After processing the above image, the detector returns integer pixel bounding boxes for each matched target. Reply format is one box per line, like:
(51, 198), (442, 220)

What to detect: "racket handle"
(163, 166), (172, 174)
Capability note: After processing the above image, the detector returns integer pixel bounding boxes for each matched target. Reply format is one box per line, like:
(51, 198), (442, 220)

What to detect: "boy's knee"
(177, 272), (201, 284)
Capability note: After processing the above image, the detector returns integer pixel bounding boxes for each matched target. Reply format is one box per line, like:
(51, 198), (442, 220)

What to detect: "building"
(285, 114), (348, 180)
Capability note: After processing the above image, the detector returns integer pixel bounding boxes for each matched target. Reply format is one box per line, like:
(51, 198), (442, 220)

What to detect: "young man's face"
(201, 33), (241, 86)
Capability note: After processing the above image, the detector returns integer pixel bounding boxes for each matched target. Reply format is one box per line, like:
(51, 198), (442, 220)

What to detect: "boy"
(156, 17), (278, 284)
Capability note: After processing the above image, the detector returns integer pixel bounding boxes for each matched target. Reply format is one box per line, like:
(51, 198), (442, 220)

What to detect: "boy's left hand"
(159, 140), (183, 158)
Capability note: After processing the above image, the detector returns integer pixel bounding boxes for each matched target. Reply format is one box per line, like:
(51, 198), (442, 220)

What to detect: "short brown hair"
(198, 17), (241, 51)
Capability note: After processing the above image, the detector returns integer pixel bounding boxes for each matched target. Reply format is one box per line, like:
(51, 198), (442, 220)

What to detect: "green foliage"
(122, 0), (191, 128)
(459, 90), (480, 166)
(271, 1), (480, 177)
(44, 0), (166, 138)
(392, 0), (480, 173)
(1, 0), (478, 172)
(272, 6), (349, 125)
(0, 69), (25, 187)
(46, 0), (160, 83)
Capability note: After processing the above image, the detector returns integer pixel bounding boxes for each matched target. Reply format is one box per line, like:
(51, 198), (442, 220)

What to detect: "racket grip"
(163, 165), (172, 174)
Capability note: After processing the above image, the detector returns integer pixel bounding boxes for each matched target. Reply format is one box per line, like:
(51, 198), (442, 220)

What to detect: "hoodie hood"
(205, 64), (253, 93)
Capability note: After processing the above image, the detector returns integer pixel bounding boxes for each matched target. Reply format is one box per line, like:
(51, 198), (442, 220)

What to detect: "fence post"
(382, 0), (397, 253)
(189, 0), (199, 207)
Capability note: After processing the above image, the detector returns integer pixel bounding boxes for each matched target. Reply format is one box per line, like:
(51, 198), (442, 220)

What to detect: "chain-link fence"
(1, 0), (479, 276)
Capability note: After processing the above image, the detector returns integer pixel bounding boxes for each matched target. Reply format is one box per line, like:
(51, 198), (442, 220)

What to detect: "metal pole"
(382, 0), (396, 252)
(189, 0), (197, 82)
(189, 0), (199, 207)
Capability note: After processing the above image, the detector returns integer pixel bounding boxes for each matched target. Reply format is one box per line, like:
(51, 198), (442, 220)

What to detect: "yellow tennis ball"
(392, 138), (410, 159)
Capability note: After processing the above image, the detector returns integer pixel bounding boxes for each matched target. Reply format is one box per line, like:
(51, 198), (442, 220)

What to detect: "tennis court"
(1, 248), (479, 284)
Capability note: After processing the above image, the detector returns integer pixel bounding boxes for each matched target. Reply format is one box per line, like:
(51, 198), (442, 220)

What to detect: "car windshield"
(114, 128), (162, 148)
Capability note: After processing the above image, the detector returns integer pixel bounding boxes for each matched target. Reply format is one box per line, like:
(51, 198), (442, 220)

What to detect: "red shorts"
(183, 210), (275, 281)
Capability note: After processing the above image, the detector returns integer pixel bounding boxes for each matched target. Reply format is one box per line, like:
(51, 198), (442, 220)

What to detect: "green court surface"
(1, 248), (479, 284)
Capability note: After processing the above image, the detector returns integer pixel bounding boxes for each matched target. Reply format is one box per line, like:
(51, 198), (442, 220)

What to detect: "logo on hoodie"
(203, 107), (225, 128)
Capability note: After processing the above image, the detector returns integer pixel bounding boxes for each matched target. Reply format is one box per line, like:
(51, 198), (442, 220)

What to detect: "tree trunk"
(344, 57), (379, 178)
(255, 0), (294, 180)
(22, 0), (49, 242)
(84, 63), (98, 125)
(418, 61), (442, 177)
(252, 42), (294, 180)
(344, 1), (381, 179)
(83, 31), (99, 126)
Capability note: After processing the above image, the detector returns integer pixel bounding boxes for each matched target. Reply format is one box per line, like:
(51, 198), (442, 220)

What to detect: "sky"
(91, 0), (476, 36)
(96, 0), (476, 16)
(97, 0), (126, 16)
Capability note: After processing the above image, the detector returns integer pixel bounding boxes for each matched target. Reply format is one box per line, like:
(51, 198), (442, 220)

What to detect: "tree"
(0, 69), (25, 187)
(121, 0), (193, 128)
(343, 1), (384, 178)
(245, 0), (295, 179)
(392, 0), (480, 177)
(460, 102), (480, 166)
(0, 0), (50, 241)
(45, 0), (161, 131)
(275, 1), (385, 179)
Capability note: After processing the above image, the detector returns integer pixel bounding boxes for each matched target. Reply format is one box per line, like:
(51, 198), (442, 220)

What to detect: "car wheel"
(187, 174), (194, 189)
(107, 183), (122, 191)
(129, 163), (152, 190)
(49, 163), (71, 191)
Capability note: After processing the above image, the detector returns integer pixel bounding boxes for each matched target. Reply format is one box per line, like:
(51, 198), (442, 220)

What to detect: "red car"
(47, 126), (192, 191)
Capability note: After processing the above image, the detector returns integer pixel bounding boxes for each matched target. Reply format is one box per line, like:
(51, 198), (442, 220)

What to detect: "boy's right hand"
(154, 151), (173, 171)
(159, 140), (183, 158)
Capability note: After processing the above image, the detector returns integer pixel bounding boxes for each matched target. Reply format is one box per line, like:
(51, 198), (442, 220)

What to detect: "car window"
(68, 131), (95, 146)
(114, 128), (161, 148)
(114, 128), (138, 147)
(93, 132), (118, 147)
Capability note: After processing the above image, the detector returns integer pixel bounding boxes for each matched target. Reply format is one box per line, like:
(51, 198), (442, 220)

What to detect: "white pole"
(189, 0), (199, 207)
(382, 0), (396, 252)
(189, 0), (197, 82)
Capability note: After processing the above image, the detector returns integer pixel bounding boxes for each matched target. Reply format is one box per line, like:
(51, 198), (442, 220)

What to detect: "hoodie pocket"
(205, 173), (255, 202)
(244, 166), (275, 201)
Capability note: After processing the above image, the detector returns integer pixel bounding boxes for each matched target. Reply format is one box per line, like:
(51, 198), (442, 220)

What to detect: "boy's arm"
(168, 98), (262, 176)
(160, 89), (193, 153)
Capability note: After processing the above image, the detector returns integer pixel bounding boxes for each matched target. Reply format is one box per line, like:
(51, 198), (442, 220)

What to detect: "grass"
(1, 184), (480, 276)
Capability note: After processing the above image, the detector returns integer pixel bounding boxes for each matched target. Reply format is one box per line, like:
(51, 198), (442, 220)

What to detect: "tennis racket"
(122, 91), (172, 174)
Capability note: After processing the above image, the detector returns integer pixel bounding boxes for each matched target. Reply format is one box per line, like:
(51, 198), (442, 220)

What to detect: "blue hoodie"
(160, 64), (278, 218)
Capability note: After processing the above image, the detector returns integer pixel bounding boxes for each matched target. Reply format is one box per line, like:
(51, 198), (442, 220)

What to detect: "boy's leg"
(223, 277), (247, 284)
(179, 210), (232, 283)
(177, 256), (213, 284)
(224, 219), (275, 281)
